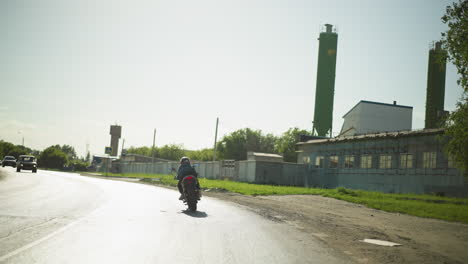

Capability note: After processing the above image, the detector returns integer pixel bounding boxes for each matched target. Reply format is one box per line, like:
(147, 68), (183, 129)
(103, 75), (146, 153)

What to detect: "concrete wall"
(118, 160), (306, 187)
(238, 161), (256, 183)
(254, 161), (283, 184)
(119, 161), (224, 179)
(251, 161), (305, 186)
(120, 161), (180, 175)
(282, 163), (306, 186)
(196, 162), (221, 179)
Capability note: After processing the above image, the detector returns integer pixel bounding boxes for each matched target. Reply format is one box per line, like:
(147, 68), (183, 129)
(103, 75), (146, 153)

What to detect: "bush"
(39, 146), (68, 169)
(71, 160), (89, 171)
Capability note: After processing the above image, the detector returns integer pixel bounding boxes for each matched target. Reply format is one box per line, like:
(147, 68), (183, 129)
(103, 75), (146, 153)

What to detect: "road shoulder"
(202, 191), (468, 264)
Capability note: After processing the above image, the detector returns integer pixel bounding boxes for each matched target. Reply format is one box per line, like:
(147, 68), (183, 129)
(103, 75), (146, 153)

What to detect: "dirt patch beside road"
(203, 191), (468, 264)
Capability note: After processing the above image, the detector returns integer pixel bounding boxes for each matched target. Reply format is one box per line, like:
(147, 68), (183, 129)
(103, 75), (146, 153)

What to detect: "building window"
(379, 155), (392, 169)
(360, 155), (372, 169)
(423, 152), (436, 168)
(400, 153), (413, 169)
(448, 155), (456, 169)
(329, 156), (339, 168)
(344, 155), (355, 168)
(315, 156), (324, 168)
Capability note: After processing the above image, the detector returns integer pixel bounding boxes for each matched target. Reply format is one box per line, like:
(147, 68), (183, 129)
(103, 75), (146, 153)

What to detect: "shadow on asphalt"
(181, 210), (208, 218)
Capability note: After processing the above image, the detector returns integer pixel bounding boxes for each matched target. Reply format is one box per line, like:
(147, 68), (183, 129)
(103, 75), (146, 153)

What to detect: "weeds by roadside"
(98, 172), (468, 224)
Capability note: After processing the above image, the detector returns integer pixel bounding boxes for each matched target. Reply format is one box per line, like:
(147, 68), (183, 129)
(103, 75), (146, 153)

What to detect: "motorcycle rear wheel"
(188, 200), (197, 211)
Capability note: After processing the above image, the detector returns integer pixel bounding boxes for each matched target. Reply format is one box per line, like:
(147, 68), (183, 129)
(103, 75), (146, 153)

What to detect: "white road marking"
(360, 239), (402, 247)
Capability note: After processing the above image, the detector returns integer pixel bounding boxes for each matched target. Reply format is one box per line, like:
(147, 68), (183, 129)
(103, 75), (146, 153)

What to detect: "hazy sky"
(0, 0), (462, 157)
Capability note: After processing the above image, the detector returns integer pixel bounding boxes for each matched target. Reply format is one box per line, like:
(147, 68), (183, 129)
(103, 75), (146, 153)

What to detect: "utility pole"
(86, 142), (90, 162)
(18, 131), (24, 146)
(213, 117), (219, 161)
(121, 139), (125, 156)
(152, 129), (156, 164)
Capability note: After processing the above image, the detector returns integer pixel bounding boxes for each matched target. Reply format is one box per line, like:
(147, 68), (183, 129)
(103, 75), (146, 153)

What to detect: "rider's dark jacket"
(177, 163), (197, 180)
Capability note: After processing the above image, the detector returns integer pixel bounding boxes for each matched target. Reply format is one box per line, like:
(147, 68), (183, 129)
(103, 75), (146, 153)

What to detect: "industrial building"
(339, 100), (413, 136)
(297, 129), (466, 196)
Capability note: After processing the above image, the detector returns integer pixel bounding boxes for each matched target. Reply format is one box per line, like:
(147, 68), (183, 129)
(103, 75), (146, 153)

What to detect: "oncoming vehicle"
(16, 155), (37, 173)
(2, 156), (17, 168)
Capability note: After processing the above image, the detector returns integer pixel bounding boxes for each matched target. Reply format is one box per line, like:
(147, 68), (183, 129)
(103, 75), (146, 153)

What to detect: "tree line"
(127, 127), (311, 162)
(0, 126), (309, 171)
(0, 141), (89, 170)
(127, 144), (215, 162)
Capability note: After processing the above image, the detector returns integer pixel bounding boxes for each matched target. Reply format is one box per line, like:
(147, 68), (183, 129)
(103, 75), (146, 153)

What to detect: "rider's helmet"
(180, 157), (190, 164)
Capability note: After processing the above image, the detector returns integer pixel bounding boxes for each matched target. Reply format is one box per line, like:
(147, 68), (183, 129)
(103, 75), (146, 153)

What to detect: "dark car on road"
(16, 155), (37, 173)
(2, 156), (17, 168)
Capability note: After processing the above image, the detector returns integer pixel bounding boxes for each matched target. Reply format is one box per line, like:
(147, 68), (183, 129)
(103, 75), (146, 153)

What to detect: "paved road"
(0, 168), (348, 264)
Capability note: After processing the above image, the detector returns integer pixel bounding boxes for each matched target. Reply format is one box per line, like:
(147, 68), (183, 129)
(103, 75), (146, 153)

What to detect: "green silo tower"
(425, 41), (447, 129)
(313, 24), (338, 137)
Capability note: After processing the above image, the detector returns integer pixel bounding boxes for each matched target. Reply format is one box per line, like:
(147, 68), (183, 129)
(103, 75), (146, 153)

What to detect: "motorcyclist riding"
(177, 157), (198, 200)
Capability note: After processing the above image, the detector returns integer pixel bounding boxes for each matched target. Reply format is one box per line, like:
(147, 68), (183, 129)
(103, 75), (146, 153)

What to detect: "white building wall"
(340, 101), (412, 136)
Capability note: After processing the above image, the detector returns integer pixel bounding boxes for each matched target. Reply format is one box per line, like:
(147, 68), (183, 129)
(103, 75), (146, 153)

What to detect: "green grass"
(99, 172), (468, 224)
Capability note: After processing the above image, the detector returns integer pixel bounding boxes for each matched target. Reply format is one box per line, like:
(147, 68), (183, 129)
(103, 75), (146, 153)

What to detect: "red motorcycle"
(181, 175), (201, 211)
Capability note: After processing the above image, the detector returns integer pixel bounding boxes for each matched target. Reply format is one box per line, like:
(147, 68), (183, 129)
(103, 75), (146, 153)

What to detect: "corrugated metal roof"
(250, 152), (283, 158)
(297, 128), (444, 146)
